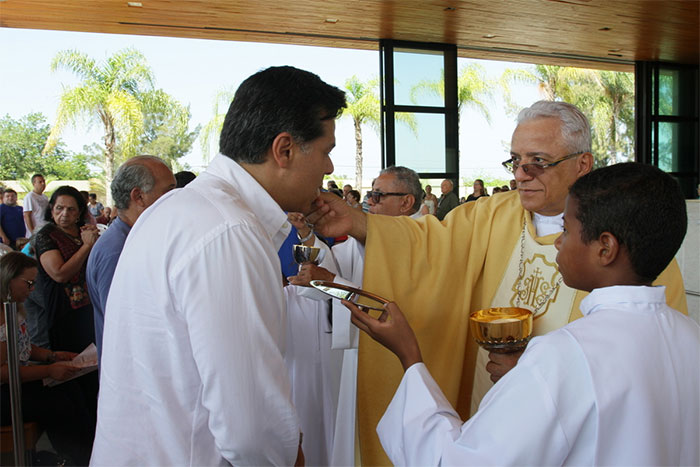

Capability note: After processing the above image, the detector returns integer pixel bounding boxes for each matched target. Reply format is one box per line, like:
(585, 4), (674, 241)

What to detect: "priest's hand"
(307, 192), (367, 244)
(486, 350), (523, 383)
(288, 263), (335, 287)
(345, 300), (423, 371)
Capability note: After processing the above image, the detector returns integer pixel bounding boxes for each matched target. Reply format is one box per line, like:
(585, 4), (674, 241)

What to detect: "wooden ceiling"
(1, 0), (698, 71)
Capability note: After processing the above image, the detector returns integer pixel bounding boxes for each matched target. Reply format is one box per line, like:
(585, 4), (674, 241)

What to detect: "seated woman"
(466, 179), (489, 202)
(1, 252), (95, 464)
(345, 189), (362, 209)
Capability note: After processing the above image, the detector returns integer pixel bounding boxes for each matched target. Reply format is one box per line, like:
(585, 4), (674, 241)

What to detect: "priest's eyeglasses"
(502, 152), (584, 176)
(367, 190), (409, 203)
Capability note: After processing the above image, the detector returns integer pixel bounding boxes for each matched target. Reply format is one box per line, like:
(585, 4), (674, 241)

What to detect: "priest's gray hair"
(111, 155), (166, 210)
(517, 101), (592, 153)
(379, 165), (423, 214)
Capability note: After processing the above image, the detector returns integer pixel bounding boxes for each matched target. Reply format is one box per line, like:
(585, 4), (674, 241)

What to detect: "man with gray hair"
(86, 155), (175, 364)
(367, 165), (423, 217)
(309, 100), (688, 466)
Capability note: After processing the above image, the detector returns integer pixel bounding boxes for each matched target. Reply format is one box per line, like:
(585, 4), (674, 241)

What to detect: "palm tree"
(410, 63), (494, 125)
(44, 48), (154, 205)
(591, 71), (635, 164)
(199, 88), (236, 163)
(341, 76), (380, 189)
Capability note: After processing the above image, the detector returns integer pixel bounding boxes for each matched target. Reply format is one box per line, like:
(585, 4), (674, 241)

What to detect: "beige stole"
(470, 214), (577, 415)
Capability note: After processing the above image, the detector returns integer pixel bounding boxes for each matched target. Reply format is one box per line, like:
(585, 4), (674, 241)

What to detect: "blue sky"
(0, 27), (541, 190)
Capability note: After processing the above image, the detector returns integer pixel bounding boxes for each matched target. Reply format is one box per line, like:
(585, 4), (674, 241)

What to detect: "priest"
(310, 100), (688, 465)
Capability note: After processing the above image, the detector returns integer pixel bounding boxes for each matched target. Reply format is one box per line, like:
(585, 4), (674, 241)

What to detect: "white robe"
(378, 286), (700, 466)
(284, 286), (343, 466)
(297, 237), (365, 466)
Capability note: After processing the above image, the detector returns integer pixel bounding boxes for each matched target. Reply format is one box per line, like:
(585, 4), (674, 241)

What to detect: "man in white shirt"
(91, 66), (346, 466)
(22, 173), (48, 236)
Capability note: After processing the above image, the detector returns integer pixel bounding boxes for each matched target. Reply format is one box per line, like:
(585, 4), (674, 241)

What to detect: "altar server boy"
(346, 162), (699, 466)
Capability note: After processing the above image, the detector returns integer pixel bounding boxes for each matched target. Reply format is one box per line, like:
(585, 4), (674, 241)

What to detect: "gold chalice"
(469, 307), (533, 353)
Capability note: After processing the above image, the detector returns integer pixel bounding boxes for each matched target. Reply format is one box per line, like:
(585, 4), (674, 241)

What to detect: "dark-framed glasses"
(367, 190), (409, 203)
(502, 152), (584, 176)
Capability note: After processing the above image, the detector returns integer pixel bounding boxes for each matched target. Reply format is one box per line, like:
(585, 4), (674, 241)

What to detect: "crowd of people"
(0, 65), (697, 467)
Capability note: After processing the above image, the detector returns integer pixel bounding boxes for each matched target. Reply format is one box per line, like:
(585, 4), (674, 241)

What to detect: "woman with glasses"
(33, 186), (99, 353)
(1, 252), (95, 464)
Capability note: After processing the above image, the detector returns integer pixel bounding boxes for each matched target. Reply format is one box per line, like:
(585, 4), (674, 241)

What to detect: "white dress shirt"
(378, 286), (700, 466)
(92, 154), (299, 466)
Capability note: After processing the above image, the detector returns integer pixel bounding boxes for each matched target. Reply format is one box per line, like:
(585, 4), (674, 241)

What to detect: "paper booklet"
(42, 343), (98, 387)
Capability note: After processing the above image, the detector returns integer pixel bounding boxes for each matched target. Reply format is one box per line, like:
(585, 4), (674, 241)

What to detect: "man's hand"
(345, 300), (422, 371)
(0, 233), (9, 245)
(288, 263), (335, 287)
(306, 192), (367, 243)
(485, 350), (523, 383)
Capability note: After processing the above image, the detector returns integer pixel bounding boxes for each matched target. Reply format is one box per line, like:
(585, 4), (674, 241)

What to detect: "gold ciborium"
(469, 307), (533, 353)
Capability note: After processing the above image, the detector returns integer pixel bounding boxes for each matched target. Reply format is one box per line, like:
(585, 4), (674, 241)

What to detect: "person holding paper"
(1, 252), (95, 465)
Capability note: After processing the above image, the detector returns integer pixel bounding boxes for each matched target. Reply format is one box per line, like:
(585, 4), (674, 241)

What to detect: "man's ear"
(597, 231), (620, 266)
(401, 195), (416, 215)
(130, 186), (145, 208)
(577, 152), (594, 177)
(270, 132), (295, 169)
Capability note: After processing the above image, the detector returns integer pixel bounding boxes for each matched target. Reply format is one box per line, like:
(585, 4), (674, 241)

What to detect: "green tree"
(500, 65), (633, 166)
(0, 112), (90, 179)
(138, 89), (201, 171)
(342, 76), (381, 189)
(590, 71), (635, 165)
(199, 88), (236, 163)
(341, 76), (416, 189)
(45, 48), (155, 204)
(411, 63), (495, 125)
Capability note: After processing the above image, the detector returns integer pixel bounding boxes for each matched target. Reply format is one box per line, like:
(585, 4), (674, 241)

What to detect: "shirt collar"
(206, 154), (291, 250)
(580, 285), (667, 317)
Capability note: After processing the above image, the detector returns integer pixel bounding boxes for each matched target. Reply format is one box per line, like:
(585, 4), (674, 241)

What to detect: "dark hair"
(3, 188), (17, 195)
(1, 252), (38, 301)
(175, 171), (196, 188)
(89, 193), (97, 199)
(219, 66), (346, 164)
(347, 189), (361, 203)
(31, 174), (44, 183)
(44, 185), (88, 227)
(569, 162), (687, 282)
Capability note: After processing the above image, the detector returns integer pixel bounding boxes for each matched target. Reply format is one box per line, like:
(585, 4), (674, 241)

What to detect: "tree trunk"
(103, 119), (116, 207)
(354, 118), (363, 191)
(609, 113), (617, 165)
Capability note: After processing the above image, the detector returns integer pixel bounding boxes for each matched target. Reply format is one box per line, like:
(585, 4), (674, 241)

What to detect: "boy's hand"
(344, 300), (422, 371)
(486, 350), (523, 383)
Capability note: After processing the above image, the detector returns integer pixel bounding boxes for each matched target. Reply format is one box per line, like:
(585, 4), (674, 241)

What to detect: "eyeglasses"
(367, 190), (409, 204)
(502, 152), (584, 176)
(21, 279), (35, 289)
